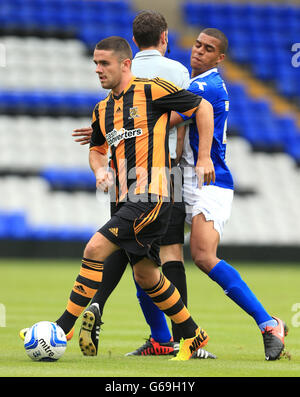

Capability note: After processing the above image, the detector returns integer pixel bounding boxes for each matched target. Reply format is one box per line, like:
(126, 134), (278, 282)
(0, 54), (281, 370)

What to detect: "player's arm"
(193, 99), (215, 186)
(160, 89), (215, 186)
(89, 150), (112, 192)
(72, 126), (92, 145)
(175, 124), (186, 164)
(89, 105), (111, 191)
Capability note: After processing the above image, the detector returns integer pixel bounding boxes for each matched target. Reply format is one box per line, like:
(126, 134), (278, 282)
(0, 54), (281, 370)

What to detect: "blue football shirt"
(180, 67), (234, 190)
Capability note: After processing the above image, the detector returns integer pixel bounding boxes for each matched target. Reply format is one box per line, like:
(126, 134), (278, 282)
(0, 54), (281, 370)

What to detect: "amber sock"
(56, 257), (104, 334)
(143, 273), (197, 339)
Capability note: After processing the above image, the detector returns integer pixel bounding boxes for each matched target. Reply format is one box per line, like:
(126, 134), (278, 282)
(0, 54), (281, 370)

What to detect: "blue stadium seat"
(285, 135), (300, 163)
(225, 81), (300, 157)
(181, 3), (203, 26)
(276, 77), (298, 98)
(0, 90), (105, 116)
(0, 0), (135, 37)
(0, 211), (30, 239)
(30, 224), (94, 241)
(40, 168), (96, 190)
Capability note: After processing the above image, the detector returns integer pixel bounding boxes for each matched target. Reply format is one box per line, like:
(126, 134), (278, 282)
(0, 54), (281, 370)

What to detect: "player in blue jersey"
(171, 28), (287, 361)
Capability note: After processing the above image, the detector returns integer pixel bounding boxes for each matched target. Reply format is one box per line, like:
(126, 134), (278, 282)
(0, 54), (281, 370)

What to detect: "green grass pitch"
(0, 258), (300, 378)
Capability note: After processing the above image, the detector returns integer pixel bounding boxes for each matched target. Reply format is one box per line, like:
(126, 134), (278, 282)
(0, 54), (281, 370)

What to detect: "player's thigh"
(190, 213), (220, 270)
(160, 243), (183, 264)
(84, 231), (119, 261)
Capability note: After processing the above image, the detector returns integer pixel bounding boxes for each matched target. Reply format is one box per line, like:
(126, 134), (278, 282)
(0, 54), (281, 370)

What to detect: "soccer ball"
(24, 321), (67, 361)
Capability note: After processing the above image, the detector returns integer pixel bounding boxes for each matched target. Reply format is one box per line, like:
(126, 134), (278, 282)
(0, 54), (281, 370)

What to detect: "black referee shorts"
(160, 161), (185, 246)
(159, 200), (185, 246)
(99, 196), (172, 266)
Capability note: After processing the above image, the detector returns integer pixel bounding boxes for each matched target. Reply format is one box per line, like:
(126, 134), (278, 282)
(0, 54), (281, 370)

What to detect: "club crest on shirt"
(128, 106), (140, 119)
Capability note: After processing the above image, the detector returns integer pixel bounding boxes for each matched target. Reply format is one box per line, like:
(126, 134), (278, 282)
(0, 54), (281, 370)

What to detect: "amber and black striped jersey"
(90, 76), (202, 203)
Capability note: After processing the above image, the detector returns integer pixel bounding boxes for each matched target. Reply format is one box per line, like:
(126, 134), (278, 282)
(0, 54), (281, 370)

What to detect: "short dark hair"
(201, 28), (228, 54)
(95, 36), (132, 61)
(133, 10), (168, 48)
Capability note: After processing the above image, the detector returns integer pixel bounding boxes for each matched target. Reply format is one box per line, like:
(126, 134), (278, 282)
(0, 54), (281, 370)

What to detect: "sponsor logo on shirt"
(106, 128), (143, 147)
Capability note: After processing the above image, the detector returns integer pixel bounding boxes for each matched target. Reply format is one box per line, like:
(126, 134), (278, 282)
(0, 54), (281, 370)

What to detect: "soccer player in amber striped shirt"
(55, 36), (215, 360)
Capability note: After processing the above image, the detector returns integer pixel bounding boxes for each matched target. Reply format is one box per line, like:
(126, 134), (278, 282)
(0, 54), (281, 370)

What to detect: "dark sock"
(91, 249), (128, 314)
(163, 260), (187, 342)
(56, 311), (77, 336)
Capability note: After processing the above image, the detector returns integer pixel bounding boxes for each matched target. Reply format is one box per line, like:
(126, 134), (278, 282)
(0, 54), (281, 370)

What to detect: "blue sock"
(134, 278), (172, 343)
(258, 319), (278, 332)
(208, 260), (273, 327)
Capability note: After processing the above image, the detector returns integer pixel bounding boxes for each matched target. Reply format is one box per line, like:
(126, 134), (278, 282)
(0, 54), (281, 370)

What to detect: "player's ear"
(217, 53), (225, 65)
(161, 30), (168, 45)
(122, 58), (132, 71)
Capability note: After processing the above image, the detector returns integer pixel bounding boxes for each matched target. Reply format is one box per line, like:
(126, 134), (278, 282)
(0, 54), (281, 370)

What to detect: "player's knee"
(192, 249), (214, 273)
(133, 269), (147, 289)
(133, 264), (152, 288)
(133, 264), (160, 290)
(83, 240), (103, 259)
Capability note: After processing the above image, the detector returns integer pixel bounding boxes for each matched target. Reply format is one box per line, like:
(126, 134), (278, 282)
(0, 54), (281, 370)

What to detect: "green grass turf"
(0, 259), (300, 377)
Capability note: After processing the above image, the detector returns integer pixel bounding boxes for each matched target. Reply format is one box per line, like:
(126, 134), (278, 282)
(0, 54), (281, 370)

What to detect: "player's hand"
(195, 157), (215, 187)
(95, 168), (114, 192)
(72, 127), (93, 145)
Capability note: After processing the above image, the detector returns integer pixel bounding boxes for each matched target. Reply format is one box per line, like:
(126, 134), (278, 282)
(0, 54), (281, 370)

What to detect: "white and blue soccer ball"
(24, 321), (67, 361)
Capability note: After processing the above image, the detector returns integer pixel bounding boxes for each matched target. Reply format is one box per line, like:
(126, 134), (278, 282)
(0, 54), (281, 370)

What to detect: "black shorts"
(159, 199), (185, 246)
(109, 163), (186, 247)
(99, 196), (172, 266)
(160, 161), (185, 246)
